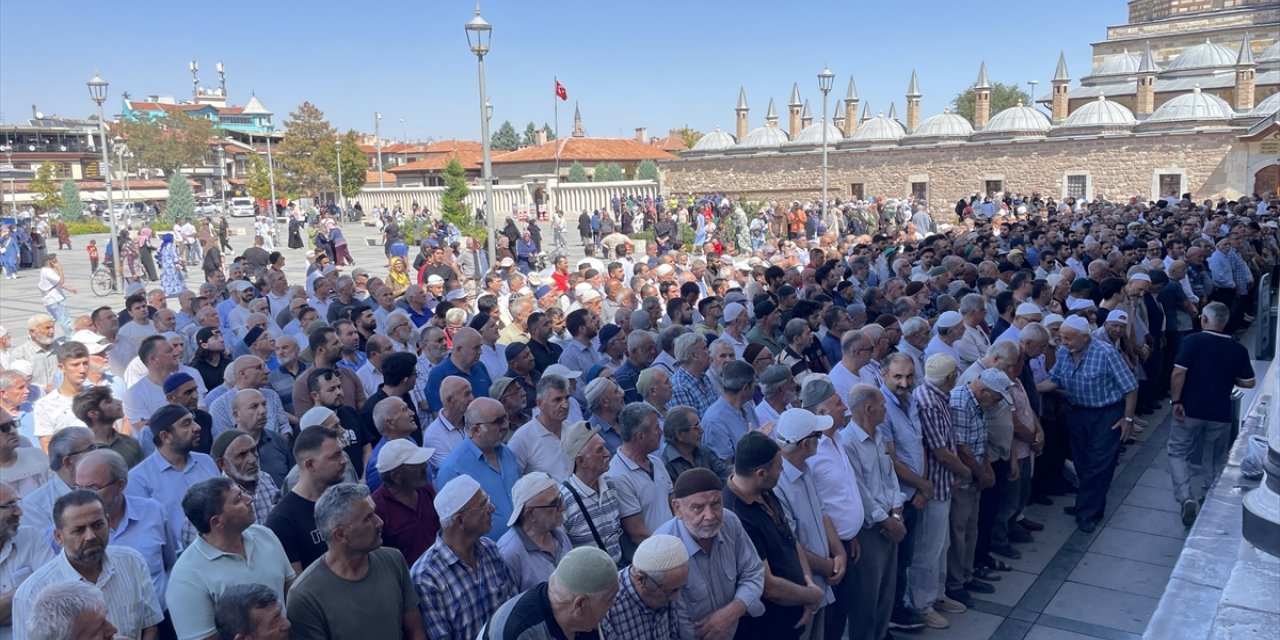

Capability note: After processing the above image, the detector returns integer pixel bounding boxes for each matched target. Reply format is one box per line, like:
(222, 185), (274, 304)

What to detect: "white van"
(230, 197), (255, 217)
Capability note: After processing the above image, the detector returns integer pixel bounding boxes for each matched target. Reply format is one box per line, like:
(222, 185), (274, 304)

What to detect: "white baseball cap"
(773, 408), (832, 445)
(375, 439), (434, 474)
(543, 364), (582, 380)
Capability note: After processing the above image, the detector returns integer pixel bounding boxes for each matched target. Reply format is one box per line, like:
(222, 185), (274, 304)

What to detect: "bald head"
(450, 327), (483, 370)
(232, 388), (268, 432)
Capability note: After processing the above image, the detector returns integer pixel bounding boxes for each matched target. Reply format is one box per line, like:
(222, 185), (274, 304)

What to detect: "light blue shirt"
(653, 510), (765, 640)
(702, 397), (761, 462)
(110, 495), (179, 611)
(436, 439), (521, 540)
(775, 458), (834, 606)
(166, 524), (295, 640)
(879, 384), (925, 500)
(127, 452), (220, 542)
(13, 547), (163, 640)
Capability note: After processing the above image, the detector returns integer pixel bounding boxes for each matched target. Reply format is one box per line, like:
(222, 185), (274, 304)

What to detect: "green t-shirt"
(286, 547), (418, 639)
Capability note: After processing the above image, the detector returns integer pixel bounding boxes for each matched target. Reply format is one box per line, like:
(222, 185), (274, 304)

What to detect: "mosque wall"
(662, 130), (1246, 216)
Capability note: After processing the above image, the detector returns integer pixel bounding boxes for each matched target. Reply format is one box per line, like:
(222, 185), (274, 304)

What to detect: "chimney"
(535, 129), (548, 146)
(1135, 42), (1158, 116)
(905, 70), (922, 134)
(1235, 33), (1257, 111)
(973, 62), (992, 128)
(842, 77), (859, 137)
(788, 83), (803, 139)
(635, 127), (648, 143)
(735, 87), (749, 142)
(1052, 51), (1071, 124)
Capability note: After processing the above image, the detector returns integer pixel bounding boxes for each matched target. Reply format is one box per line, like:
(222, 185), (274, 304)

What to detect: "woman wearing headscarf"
(137, 225), (159, 281)
(386, 255), (411, 297)
(158, 232), (186, 297)
(0, 227), (18, 279)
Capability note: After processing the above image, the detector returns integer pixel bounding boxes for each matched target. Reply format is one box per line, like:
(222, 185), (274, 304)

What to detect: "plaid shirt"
(602, 567), (681, 640)
(1048, 339), (1138, 408)
(411, 537), (516, 640)
(668, 367), (718, 417)
(1228, 247), (1253, 293)
(914, 381), (957, 501)
(949, 384), (987, 462)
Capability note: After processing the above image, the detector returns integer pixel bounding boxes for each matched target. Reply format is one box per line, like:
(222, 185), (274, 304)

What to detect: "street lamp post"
(335, 138), (345, 217)
(818, 64), (835, 227)
(0, 145), (14, 216)
(266, 135), (279, 236)
(113, 136), (130, 207)
(1027, 80), (1039, 105)
(217, 144), (227, 215)
(87, 71), (121, 291)
(375, 113), (384, 188)
(466, 3), (497, 268)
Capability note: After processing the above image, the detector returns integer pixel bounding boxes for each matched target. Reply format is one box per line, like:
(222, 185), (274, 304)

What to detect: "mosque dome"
(739, 125), (789, 149)
(903, 110), (973, 142)
(1165, 40), (1236, 72)
(691, 127), (736, 152)
(787, 120), (843, 146)
(1145, 88), (1234, 124)
(1249, 91), (1280, 118)
(1091, 50), (1143, 77)
(846, 114), (905, 144)
(979, 102), (1051, 136)
(1052, 95), (1136, 135)
(1260, 41), (1280, 63)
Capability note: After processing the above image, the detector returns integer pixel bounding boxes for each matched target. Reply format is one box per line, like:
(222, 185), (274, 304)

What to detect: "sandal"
(973, 567), (1002, 581)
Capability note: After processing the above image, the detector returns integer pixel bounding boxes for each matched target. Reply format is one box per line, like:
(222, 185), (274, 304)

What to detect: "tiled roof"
(366, 171), (397, 184)
(388, 148), (488, 173)
(651, 135), (688, 152)
(491, 137), (676, 164)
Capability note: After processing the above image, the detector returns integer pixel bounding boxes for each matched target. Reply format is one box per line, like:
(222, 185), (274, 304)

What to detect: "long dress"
(159, 243), (186, 297)
(138, 233), (159, 282)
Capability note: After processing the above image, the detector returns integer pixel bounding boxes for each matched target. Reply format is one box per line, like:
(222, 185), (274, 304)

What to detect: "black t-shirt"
(722, 486), (805, 639)
(527, 339), (563, 377)
(266, 491), (327, 569)
(1175, 331), (1254, 422)
(334, 405), (370, 470)
(192, 409), (215, 455)
(359, 389), (422, 448)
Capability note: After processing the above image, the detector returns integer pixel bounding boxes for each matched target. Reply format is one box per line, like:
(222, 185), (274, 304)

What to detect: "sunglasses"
(0, 421), (14, 433)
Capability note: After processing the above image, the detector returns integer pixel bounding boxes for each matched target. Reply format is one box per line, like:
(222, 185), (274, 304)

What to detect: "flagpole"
(553, 77), (561, 229)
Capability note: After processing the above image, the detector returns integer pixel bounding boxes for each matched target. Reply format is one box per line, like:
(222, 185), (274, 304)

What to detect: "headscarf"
(159, 233), (174, 253)
(386, 256), (410, 294)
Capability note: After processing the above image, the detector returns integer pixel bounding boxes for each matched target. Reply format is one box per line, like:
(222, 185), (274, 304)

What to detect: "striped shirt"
(560, 475), (623, 564)
(1048, 339), (1138, 408)
(914, 381), (957, 501)
(13, 547), (163, 640)
(602, 567), (681, 640)
(411, 537), (516, 640)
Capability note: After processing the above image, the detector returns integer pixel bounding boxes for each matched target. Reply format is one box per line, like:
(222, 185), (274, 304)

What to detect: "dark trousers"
(846, 527), (897, 640)
(1159, 330), (1186, 398)
(1211, 288), (1240, 333)
(824, 539), (856, 640)
(975, 458), (1010, 563)
(1067, 402), (1125, 524)
(1033, 395), (1071, 497)
(893, 503), (920, 617)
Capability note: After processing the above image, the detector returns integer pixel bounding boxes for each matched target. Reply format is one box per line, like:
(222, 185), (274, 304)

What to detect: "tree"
(322, 130), (367, 200)
(275, 102), (336, 197)
(30, 162), (62, 213)
(522, 122), (539, 147)
(116, 112), (216, 176)
(677, 127), (703, 150)
(166, 172), (195, 224)
(439, 158), (483, 239)
(541, 123), (556, 141)
(59, 180), (84, 221)
(491, 121), (520, 151)
(245, 154), (274, 201)
(636, 160), (659, 183)
(566, 161), (588, 183)
(951, 82), (1031, 123)
(593, 163), (624, 182)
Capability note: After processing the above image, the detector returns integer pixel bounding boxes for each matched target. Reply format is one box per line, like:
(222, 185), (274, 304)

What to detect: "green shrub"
(64, 220), (109, 235)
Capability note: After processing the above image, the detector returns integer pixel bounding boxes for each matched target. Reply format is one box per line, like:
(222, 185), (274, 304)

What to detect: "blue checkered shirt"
(411, 537), (516, 640)
(602, 567), (681, 640)
(668, 367), (718, 417)
(1048, 339), (1138, 408)
(949, 384), (987, 462)
(1228, 248), (1252, 294)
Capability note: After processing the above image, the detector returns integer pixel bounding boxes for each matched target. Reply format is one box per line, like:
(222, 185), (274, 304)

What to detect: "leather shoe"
(945, 589), (974, 607)
(965, 579), (996, 594)
(1009, 528), (1035, 544)
(1018, 518), (1045, 531)
(1078, 520), (1098, 533)
(1063, 505), (1078, 516)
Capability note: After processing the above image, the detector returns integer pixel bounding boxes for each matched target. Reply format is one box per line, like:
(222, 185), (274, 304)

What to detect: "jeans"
(946, 485), (980, 591)
(1067, 402), (1125, 524)
(46, 300), (72, 336)
(1168, 417), (1231, 504)
(907, 498), (951, 612)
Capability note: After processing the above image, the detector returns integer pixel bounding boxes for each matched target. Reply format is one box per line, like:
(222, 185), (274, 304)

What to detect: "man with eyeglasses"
(828, 330), (876, 411)
(74, 449), (177, 626)
(17, 426), (94, 533)
(437, 397), (521, 541)
(0, 480), (55, 640)
(0, 408), (48, 499)
(602, 534), (688, 639)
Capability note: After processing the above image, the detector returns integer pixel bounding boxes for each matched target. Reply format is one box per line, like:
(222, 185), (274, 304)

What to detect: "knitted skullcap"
(672, 467), (723, 499)
(632, 534), (690, 573)
(551, 546), (618, 595)
(434, 475), (483, 523)
(212, 429), (249, 460)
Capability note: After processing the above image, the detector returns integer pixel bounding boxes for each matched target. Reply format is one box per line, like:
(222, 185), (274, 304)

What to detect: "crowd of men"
(0, 189), (1272, 640)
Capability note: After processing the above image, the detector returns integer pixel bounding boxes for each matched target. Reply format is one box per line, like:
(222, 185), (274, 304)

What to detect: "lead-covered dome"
(1051, 95), (1136, 135)
(788, 120), (843, 146)
(902, 110), (973, 145)
(846, 114), (905, 144)
(739, 125), (789, 149)
(973, 102), (1051, 139)
(1146, 88), (1234, 124)
(1260, 41), (1280, 63)
(1091, 50), (1143, 77)
(1249, 91), (1280, 118)
(1165, 40), (1236, 72)
(691, 127), (736, 152)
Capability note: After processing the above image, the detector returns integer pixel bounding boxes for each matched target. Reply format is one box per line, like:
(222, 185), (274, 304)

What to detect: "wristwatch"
(1123, 416), (1135, 423)
(890, 512), (903, 522)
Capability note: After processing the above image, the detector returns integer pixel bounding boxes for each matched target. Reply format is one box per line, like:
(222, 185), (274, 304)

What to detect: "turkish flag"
(555, 80), (567, 101)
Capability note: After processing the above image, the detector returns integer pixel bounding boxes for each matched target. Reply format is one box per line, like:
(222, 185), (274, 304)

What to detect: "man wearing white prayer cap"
(995, 302), (1045, 344)
(483, 546), (619, 639)
(603, 533), (690, 638)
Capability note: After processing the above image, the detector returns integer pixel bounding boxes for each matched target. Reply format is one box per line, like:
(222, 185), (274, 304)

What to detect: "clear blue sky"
(0, 0), (1127, 142)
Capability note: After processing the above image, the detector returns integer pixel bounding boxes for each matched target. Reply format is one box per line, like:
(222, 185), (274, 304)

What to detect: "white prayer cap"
(1061, 315), (1091, 333)
(1128, 273), (1151, 283)
(435, 474), (484, 523)
(299, 407), (336, 430)
(1015, 302), (1043, 317)
(632, 534), (690, 573)
(1066, 297), (1095, 312)
(1043, 313), (1065, 327)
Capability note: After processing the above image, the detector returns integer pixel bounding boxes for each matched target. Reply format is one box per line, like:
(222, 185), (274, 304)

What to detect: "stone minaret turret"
(1052, 51), (1071, 124)
(860, 102), (871, 122)
(765, 98), (779, 128)
(842, 77), (859, 136)
(1236, 33), (1257, 112)
(788, 83), (803, 138)
(572, 102), (584, 137)
(973, 62), (992, 128)
(888, 102), (898, 122)
(834, 100), (846, 132)
(1135, 42), (1158, 116)
(905, 70), (921, 134)
(735, 87), (749, 141)
(801, 100), (813, 129)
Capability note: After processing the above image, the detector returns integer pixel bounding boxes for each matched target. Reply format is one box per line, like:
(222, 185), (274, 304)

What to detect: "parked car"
(229, 197), (255, 217)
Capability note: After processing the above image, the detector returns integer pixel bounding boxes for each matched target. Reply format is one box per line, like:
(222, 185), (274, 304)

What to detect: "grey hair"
(709, 338), (736, 358)
(662, 405), (698, 442)
(222, 357), (239, 385)
(27, 581), (107, 640)
(959, 293), (986, 315)
(720, 360), (756, 394)
(335, 275), (354, 290)
(1203, 301), (1230, 327)
(661, 324), (691, 356)
(783, 318), (809, 342)
(314, 483), (371, 542)
(626, 329), (655, 352)
(1019, 322), (1049, 345)
(618, 402), (659, 442)
(985, 340), (1021, 362)
(536, 374), (570, 401)
(672, 332), (704, 364)
(848, 383), (882, 413)
(245, 312), (269, 327)
(840, 329), (869, 356)
(372, 396), (407, 435)
(901, 317), (930, 338)
(48, 427), (93, 472)
(78, 449), (129, 484)
(0, 370), (25, 392)
(276, 335), (299, 349)
(215, 584), (280, 640)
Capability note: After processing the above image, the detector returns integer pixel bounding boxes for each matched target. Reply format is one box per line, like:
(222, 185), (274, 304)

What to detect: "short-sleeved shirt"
(497, 526), (572, 592)
(607, 451), (674, 534)
(1175, 331), (1254, 422)
(127, 451), (220, 542)
(411, 537), (516, 640)
(436, 440), (520, 540)
(0, 526), (55, 640)
(652, 510), (765, 640)
(722, 486), (806, 637)
(508, 418), (569, 482)
(14, 547), (163, 640)
(702, 397), (762, 462)
(167, 525), (296, 640)
(371, 484), (440, 565)
(265, 491), (326, 569)
(1048, 338), (1138, 408)
(286, 547), (419, 640)
(559, 475), (624, 564)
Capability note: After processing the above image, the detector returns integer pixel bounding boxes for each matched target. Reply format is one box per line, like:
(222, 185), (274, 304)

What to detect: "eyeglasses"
(457, 497), (493, 514)
(0, 501), (18, 511)
(66, 443), (99, 459)
(642, 573), (684, 598)
(75, 478), (121, 493)
(527, 496), (565, 511)
(0, 421), (14, 433)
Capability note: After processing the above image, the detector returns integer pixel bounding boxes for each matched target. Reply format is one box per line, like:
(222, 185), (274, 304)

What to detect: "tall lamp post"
(374, 113), (384, 188)
(1027, 80), (1039, 106)
(818, 64), (835, 225)
(466, 3), (497, 268)
(335, 138), (346, 216)
(87, 71), (120, 291)
(0, 145), (14, 216)
(217, 144), (227, 214)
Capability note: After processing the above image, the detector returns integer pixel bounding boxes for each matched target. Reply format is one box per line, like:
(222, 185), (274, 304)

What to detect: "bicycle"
(90, 266), (117, 297)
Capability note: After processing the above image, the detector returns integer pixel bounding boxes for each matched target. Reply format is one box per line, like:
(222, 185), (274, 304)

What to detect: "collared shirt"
(424, 358), (493, 413)
(411, 537), (516, 640)
(423, 414), (466, 478)
(746, 325), (782, 356)
(723, 484), (808, 634)
(949, 384), (988, 462)
(914, 382), (957, 501)
(437, 440), (520, 540)
(615, 360), (643, 403)
(840, 422), (901, 526)
(955, 324), (990, 371)
(608, 450), (674, 533)
(497, 525), (572, 592)
(209, 387), (290, 438)
(127, 451), (220, 542)
(166, 524), (295, 640)
(775, 458), (834, 606)
(252, 429), (294, 488)
(108, 495), (178, 610)
(589, 414), (624, 454)
(479, 343), (507, 382)
(336, 350), (368, 373)
(603, 567), (681, 640)
(179, 473), (279, 548)
(879, 384), (925, 499)
(0, 526), (55, 640)
(527, 338), (563, 376)
(372, 483), (440, 566)
(807, 433), (865, 540)
(957, 361), (1014, 462)
(559, 474), (623, 563)
(668, 367), (718, 418)
(720, 330), (749, 359)
(660, 443), (732, 485)
(896, 341), (927, 383)
(702, 397), (762, 461)
(1049, 338), (1138, 408)
(356, 359), (383, 399)
(652, 510), (765, 640)
(924, 335), (960, 363)
(559, 337), (604, 376)
(10, 340), (58, 391)
(509, 417), (569, 482)
(31, 388), (74, 439)
(14, 547), (163, 640)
